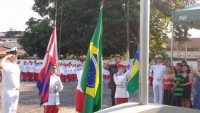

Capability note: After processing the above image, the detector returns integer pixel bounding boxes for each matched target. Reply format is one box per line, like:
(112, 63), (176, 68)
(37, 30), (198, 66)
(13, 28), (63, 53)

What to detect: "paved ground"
(0, 81), (154, 113)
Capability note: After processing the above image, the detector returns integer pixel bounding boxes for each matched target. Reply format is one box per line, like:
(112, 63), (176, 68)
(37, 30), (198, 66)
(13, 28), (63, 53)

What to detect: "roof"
(164, 38), (200, 48)
(172, 3), (200, 29)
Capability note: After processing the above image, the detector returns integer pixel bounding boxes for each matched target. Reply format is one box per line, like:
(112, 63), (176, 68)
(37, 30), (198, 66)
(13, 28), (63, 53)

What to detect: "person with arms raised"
(104, 54), (122, 106)
(149, 55), (166, 104)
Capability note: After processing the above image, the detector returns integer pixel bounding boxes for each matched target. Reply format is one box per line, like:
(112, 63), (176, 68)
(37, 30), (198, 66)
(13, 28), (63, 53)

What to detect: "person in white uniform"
(0, 47), (20, 113)
(149, 55), (166, 104)
(114, 63), (130, 105)
(43, 64), (63, 113)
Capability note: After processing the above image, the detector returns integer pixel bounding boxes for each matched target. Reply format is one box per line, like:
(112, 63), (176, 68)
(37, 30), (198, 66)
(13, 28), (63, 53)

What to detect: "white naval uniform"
(1, 60), (20, 113)
(150, 64), (166, 104)
(43, 75), (63, 105)
(114, 71), (130, 98)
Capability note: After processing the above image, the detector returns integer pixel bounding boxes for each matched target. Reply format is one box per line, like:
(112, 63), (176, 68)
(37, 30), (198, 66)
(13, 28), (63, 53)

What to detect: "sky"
(0, 0), (199, 37)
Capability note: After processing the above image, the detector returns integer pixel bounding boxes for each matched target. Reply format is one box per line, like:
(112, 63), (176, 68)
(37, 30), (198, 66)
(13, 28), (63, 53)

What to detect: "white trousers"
(153, 79), (164, 104)
(1, 87), (19, 113)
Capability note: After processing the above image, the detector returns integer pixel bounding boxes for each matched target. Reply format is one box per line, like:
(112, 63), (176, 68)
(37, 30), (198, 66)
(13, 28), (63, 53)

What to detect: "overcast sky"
(0, 0), (199, 37)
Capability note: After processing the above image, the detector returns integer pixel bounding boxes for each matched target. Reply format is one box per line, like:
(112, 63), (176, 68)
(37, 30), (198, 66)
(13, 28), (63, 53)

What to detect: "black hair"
(176, 63), (183, 68)
(182, 64), (191, 74)
(182, 60), (187, 64)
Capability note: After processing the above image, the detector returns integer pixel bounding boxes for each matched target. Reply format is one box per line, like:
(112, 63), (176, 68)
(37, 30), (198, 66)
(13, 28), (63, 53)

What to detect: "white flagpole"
(139, 0), (150, 105)
(171, 23), (174, 65)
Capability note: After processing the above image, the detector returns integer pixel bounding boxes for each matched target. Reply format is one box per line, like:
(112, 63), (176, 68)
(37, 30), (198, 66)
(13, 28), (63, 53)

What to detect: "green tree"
(18, 17), (53, 58)
(32, 0), (139, 58)
(19, 0), (198, 58)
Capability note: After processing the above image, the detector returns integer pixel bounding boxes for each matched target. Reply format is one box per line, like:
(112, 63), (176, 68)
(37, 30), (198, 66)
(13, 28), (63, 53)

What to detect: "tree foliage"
(18, 17), (53, 58)
(18, 0), (199, 58)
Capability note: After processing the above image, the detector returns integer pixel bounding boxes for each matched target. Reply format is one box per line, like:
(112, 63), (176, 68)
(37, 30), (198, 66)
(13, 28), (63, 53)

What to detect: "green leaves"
(18, 18), (53, 58)
(19, 0), (198, 58)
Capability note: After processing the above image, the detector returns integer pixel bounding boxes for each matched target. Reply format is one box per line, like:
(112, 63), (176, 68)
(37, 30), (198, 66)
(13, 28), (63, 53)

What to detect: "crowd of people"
(1, 47), (200, 113)
(149, 55), (200, 110)
(0, 60), (113, 83)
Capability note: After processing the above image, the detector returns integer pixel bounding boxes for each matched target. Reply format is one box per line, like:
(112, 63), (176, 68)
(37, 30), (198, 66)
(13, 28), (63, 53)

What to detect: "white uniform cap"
(6, 47), (18, 54)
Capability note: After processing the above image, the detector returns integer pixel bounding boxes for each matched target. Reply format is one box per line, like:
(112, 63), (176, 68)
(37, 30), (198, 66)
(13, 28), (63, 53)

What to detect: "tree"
(19, 0), (198, 58)
(32, 0), (139, 58)
(18, 17), (53, 58)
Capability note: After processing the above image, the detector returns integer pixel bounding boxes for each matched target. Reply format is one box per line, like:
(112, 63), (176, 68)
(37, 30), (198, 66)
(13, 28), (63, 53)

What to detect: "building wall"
(166, 51), (200, 59)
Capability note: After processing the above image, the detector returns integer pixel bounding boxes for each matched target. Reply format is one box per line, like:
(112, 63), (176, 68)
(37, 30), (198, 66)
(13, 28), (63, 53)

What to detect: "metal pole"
(59, 0), (63, 57)
(185, 42), (187, 61)
(171, 23), (174, 66)
(139, 0), (150, 105)
(126, 0), (130, 65)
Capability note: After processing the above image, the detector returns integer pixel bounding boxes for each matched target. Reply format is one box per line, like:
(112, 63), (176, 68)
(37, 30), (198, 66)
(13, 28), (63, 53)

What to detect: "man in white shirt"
(149, 55), (166, 104)
(0, 47), (20, 113)
(43, 64), (63, 113)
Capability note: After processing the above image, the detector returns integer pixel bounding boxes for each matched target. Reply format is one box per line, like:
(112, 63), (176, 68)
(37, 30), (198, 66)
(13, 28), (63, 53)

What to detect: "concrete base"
(96, 102), (200, 113)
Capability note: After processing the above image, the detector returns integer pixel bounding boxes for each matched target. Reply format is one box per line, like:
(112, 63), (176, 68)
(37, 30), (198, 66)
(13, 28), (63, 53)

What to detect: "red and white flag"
(37, 25), (58, 105)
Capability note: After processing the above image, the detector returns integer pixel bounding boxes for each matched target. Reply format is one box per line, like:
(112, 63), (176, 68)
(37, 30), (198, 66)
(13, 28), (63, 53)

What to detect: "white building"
(164, 38), (200, 60)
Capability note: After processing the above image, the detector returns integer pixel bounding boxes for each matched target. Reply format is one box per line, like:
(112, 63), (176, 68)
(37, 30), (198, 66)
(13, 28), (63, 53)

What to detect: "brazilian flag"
(80, 6), (103, 113)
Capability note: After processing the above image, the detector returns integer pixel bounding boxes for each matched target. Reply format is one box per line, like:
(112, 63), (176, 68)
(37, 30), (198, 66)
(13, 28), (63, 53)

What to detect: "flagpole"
(54, 1), (58, 113)
(139, 0), (150, 105)
(100, 0), (104, 109)
(59, 0), (63, 57)
(54, 0), (58, 24)
(101, 0), (104, 7)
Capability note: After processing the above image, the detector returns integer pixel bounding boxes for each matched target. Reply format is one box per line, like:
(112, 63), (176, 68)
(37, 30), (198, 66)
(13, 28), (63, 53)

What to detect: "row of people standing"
(0, 47), (87, 113)
(17, 61), (42, 81)
(16, 60), (83, 82)
(149, 55), (200, 110)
